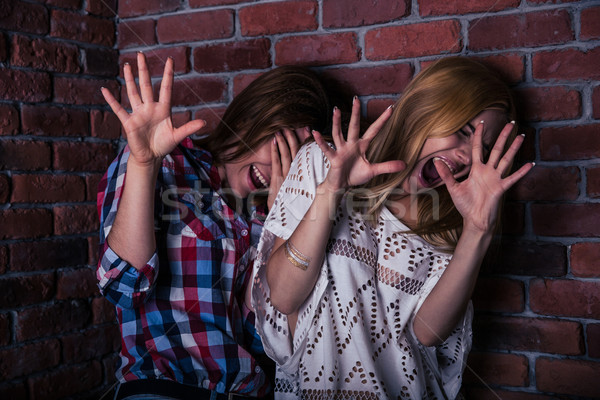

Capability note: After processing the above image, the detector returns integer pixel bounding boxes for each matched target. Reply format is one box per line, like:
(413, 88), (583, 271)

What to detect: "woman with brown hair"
(252, 57), (534, 398)
(97, 52), (333, 399)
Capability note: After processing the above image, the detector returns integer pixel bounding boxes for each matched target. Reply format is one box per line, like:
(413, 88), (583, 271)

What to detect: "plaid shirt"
(96, 138), (270, 396)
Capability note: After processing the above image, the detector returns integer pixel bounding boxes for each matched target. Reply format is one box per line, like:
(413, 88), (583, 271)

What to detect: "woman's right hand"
(101, 52), (206, 167)
(312, 98), (406, 192)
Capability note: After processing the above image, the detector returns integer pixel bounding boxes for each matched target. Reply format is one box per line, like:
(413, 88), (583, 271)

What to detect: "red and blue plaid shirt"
(96, 138), (270, 396)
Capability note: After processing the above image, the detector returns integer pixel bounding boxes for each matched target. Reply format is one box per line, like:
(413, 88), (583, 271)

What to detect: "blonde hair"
(356, 57), (517, 250)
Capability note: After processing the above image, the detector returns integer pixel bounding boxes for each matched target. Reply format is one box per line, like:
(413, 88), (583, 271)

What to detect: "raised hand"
(434, 121), (534, 233)
(101, 52), (206, 167)
(268, 127), (311, 208)
(312, 98), (406, 192)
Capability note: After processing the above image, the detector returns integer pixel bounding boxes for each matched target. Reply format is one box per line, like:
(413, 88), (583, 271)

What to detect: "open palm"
(101, 53), (205, 166)
(435, 121), (534, 233)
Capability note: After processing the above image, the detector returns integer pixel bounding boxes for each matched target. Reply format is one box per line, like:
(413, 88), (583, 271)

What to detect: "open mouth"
(250, 164), (270, 190)
(419, 156), (457, 188)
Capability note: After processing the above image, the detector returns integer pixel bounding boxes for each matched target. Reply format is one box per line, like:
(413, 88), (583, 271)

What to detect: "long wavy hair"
(355, 57), (517, 250)
(194, 66), (332, 165)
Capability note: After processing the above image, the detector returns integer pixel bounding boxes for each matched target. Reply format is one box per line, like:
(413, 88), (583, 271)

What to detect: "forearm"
(266, 183), (343, 315)
(106, 158), (162, 270)
(413, 226), (492, 346)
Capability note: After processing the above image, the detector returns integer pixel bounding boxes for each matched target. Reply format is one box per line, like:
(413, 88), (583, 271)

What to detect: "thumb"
(433, 158), (457, 188)
(173, 119), (206, 144)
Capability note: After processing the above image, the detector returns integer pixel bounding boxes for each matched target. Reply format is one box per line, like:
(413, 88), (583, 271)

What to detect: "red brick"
(571, 242), (600, 278)
(533, 48), (600, 80)
(92, 298), (116, 326)
(21, 105), (88, 137)
(464, 352), (528, 387)
(532, 203), (600, 237)
(194, 107), (226, 135)
(323, 0), (408, 28)
(593, 86), (600, 119)
(16, 300), (90, 341)
(9, 238), (88, 272)
(515, 86), (581, 122)
(0, 313), (8, 345)
(157, 10), (233, 44)
(27, 360), (102, 400)
(0, 174), (7, 204)
(86, 173), (104, 202)
(482, 240), (567, 277)
(0, 339), (60, 380)
(54, 204), (98, 235)
(0, 0), (49, 35)
(11, 34), (80, 73)
(11, 174), (85, 203)
(468, 53), (526, 84)
(0, 69), (51, 102)
(530, 278), (600, 319)
(581, 6), (600, 40)
(118, 19), (156, 49)
(472, 277), (524, 313)
(190, 0), (245, 6)
(193, 39), (271, 73)
(84, 47), (119, 77)
(241, 1), (317, 36)
(119, 0), (179, 18)
(171, 111), (191, 130)
(473, 316), (583, 355)
(0, 382), (27, 400)
(119, 47), (190, 78)
(0, 140), (51, 171)
(468, 10), (574, 51)
(159, 76), (227, 107)
(46, 0), (81, 8)
(90, 110), (121, 139)
(536, 358), (600, 398)
(57, 267), (99, 299)
(588, 165), (600, 197)
(86, 0), (117, 17)
(54, 76), (119, 106)
(365, 20), (461, 61)
(588, 324), (600, 358)
(0, 273), (54, 308)
(276, 33), (360, 66)
(508, 166), (580, 201)
(0, 208), (53, 239)
(420, 0), (518, 16)
(232, 72), (262, 97)
(321, 64), (414, 97)
(51, 10), (115, 46)
(88, 234), (99, 265)
(52, 141), (115, 172)
(102, 353), (120, 386)
(0, 104), (19, 135)
(366, 98), (396, 123)
(540, 124), (600, 160)
(62, 325), (120, 363)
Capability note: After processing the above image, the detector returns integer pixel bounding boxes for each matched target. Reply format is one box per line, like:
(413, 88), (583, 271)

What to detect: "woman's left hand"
(268, 127), (311, 208)
(434, 121), (534, 234)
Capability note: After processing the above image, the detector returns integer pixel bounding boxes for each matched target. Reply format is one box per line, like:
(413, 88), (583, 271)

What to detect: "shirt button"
(241, 229), (248, 237)
(255, 366), (261, 373)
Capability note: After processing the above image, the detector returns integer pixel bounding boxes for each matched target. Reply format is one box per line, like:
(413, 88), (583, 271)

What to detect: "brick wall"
(0, 0), (598, 399)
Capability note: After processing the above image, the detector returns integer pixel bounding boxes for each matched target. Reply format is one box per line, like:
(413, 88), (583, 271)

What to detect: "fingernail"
(333, 106), (338, 114)
(510, 120), (516, 124)
(124, 62), (129, 66)
(480, 120), (485, 124)
(386, 104), (394, 110)
(520, 133), (526, 138)
(531, 162), (536, 167)
(353, 95), (358, 103)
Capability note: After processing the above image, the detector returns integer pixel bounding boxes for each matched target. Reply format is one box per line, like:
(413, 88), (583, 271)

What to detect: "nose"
(455, 142), (472, 168)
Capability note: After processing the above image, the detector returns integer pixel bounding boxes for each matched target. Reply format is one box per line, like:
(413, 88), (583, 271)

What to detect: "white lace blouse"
(252, 143), (472, 399)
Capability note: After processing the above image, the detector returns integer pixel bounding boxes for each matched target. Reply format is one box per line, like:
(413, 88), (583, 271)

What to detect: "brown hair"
(356, 57), (517, 250)
(194, 66), (332, 165)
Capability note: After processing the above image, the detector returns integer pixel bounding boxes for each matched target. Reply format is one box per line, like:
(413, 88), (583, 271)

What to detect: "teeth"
(252, 165), (268, 187)
(433, 157), (456, 173)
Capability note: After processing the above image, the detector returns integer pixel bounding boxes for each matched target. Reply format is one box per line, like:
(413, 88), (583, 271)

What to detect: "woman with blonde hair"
(251, 57), (533, 398)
